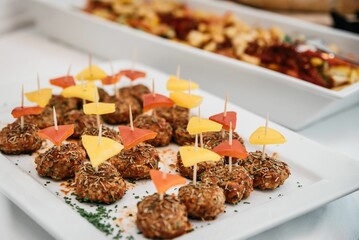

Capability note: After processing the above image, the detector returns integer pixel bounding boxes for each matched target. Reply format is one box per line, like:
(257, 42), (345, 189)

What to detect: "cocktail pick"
(76, 54), (107, 81)
(249, 114), (286, 160)
(150, 170), (186, 200)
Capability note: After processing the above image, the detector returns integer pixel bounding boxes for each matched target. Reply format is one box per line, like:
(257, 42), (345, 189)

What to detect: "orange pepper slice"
(150, 170), (186, 194)
(118, 125), (157, 149)
(142, 93), (174, 112)
(212, 139), (248, 159)
(11, 106), (44, 118)
(118, 69), (146, 81)
(50, 76), (76, 89)
(101, 75), (121, 85)
(209, 111), (237, 131)
(37, 124), (75, 146)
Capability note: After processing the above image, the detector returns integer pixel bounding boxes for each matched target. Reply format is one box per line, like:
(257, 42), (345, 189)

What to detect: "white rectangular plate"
(1, 61), (359, 240)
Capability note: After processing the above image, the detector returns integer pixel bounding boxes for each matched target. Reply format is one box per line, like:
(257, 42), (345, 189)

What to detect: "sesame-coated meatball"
(203, 130), (244, 149)
(201, 165), (253, 204)
(133, 115), (172, 147)
(118, 84), (150, 104)
(82, 125), (122, 143)
(0, 121), (42, 155)
(97, 87), (110, 102)
(48, 95), (79, 114)
(22, 106), (60, 129)
(178, 183), (225, 220)
(108, 143), (159, 180)
(172, 127), (194, 146)
(157, 106), (189, 130)
(75, 161), (126, 204)
(176, 151), (224, 180)
(102, 95), (141, 125)
(136, 194), (191, 239)
(35, 143), (86, 180)
(63, 110), (97, 138)
(241, 151), (290, 190)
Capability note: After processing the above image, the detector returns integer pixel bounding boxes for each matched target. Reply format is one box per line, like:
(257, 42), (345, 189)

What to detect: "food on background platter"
(84, 0), (359, 89)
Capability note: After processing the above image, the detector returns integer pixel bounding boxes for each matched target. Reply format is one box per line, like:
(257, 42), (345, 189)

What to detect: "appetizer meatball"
(176, 151), (224, 180)
(136, 194), (191, 239)
(241, 151), (290, 190)
(178, 183), (225, 220)
(133, 115), (172, 147)
(118, 84), (150, 104)
(48, 95), (79, 114)
(173, 127), (194, 146)
(63, 110), (97, 138)
(157, 106), (189, 130)
(75, 161), (126, 204)
(0, 121), (42, 155)
(82, 125), (122, 143)
(108, 143), (159, 180)
(22, 106), (60, 129)
(203, 130), (244, 149)
(102, 95), (141, 125)
(201, 165), (253, 204)
(97, 87), (110, 102)
(35, 143), (86, 180)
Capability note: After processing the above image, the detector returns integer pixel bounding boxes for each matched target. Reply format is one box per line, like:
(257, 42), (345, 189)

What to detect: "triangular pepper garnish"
(186, 116), (222, 135)
(101, 75), (121, 85)
(150, 170), (186, 194)
(11, 106), (44, 118)
(118, 69), (146, 81)
(37, 124), (74, 146)
(82, 135), (124, 168)
(118, 126), (157, 150)
(83, 102), (116, 115)
(169, 92), (203, 109)
(76, 65), (107, 81)
(179, 146), (221, 167)
(209, 111), (237, 131)
(142, 93), (174, 112)
(249, 127), (286, 145)
(50, 76), (76, 88)
(212, 140), (248, 159)
(166, 76), (199, 91)
(25, 88), (52, 107)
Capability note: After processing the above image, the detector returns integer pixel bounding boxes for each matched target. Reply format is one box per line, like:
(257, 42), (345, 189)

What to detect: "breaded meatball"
(157, 106), (189, 130)
(82, 125), (122, 143)
(133, 114), (172, 147)
(22, 106), (60, 129)
(241, 151), (290, 190)
(48, 95), (79, 114)
(108, 143), (159, 179)
(178, 182), (225, 220)
(63, 110), (97, 138)
(172, 127), (194, 146)
(102, 95), (141, 125)
(0, 121), (42, 155)
(176, 151), (224, 180)
(97, 87), (110, 102)
(118, 84), (150, 104)
(201, 165), (253, 204)
(75, 161), (126, 204)
(35, 143), (86, 180)
(136, 193), (191, 239)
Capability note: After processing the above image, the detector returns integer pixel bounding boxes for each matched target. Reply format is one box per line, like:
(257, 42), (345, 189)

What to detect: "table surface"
(1, 28), (359, 240)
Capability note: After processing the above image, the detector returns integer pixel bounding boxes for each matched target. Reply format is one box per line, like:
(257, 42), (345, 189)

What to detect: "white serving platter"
(29, 0), (359, 130)
(1, 60), (359, 240)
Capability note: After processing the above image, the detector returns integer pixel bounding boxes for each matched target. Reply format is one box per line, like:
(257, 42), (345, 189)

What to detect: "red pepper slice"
(142, 93), (174, 112)
(37, 124), (75, 146)
(150, 170), (186, 194)
(101, 75), (121, 85)
(11, 106), (44, 118)
(118, 125), (157, 150)
(118, 69), (146, 81)
(50, 76), (76, 89)
(212, 139), (248, 159)
(209, 111), (237, 131)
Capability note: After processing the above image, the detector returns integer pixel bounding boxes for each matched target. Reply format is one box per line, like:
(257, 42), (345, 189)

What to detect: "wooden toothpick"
(129, 104), (134, 131)
(198, 106), (204, 148)
(67, 64), (72, 77)
(193, 133), (199, 185)
(37, 72), (40, 91)
(261, 113), (269, 160)
(98, 123), (102, 146)
(89, 53), (93, 77)
(229, 121), (233, 172)
(20, 84), (24, 130)
(53, 106), (58, 131)
(176, 65), (180, 79)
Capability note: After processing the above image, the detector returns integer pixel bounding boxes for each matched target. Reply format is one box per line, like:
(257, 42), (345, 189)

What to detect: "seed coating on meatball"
(102, 95), (141, 125)
(157, 106), (189, 130)
(63, 110), (97, 138)
(82, 125), (122, 143)
(75, 161), (126, 204)
(241, 151), (291, 190)
(178, 182), (225, 220)
(118, 84), (150, 104)
(108, 143), (159, 180)
(35, 143), (86, 180)
(201, 165), (253, 204)
(136, 193), (191, 239)
(133, 115), (172, 147)
(0, 121), (42, 155)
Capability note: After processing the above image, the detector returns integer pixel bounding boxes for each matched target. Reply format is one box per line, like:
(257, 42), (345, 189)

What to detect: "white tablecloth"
(0, 28), (358, 240)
